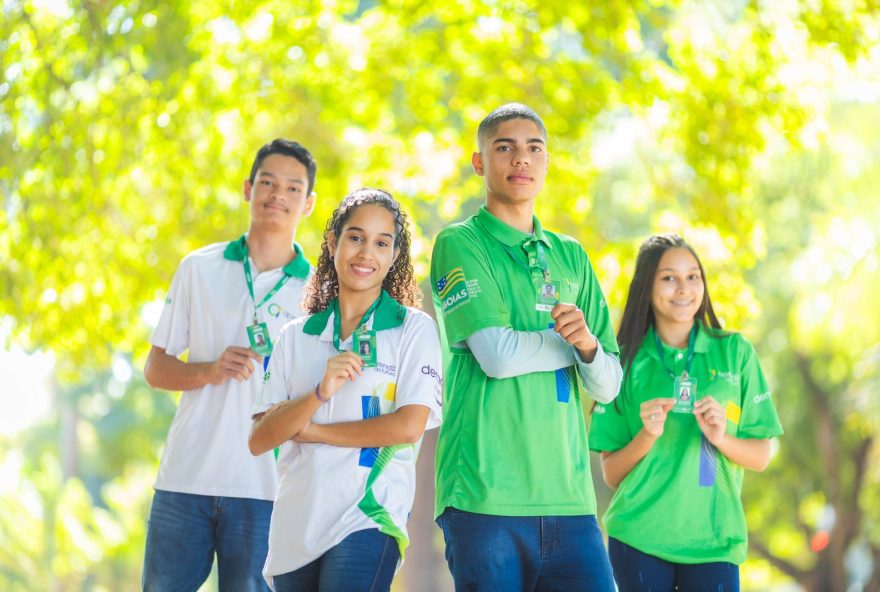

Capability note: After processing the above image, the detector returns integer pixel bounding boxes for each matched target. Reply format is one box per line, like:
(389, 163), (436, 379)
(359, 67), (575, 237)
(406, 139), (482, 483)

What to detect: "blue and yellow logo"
(436, 267), (469, 313)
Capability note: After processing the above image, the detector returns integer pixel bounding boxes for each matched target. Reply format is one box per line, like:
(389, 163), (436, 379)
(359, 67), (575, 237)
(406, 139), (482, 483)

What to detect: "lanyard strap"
(242, 247), (292, 323)
(499, 237), (551, 281)
(332, 296), (381, 351)
(653, 323), (698, 378)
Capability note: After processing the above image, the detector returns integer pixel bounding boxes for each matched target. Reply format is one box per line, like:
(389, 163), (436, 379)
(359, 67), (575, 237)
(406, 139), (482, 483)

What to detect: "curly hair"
(303, 188), (421, 314)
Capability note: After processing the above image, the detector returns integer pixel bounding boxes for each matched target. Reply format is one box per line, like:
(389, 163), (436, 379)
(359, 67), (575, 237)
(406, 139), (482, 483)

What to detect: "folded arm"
(294, 404), (431, 447)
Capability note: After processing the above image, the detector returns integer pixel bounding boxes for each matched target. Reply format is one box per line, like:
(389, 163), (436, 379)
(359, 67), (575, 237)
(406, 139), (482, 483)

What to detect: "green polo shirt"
(431, 206), (618, 518)
(589, 322), (783, 565)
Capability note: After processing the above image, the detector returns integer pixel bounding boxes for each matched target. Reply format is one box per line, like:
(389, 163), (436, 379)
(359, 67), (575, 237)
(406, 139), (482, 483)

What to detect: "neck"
(337, 286), (382, 339)
(655, 319), (695, 349)
(486, 200), (535, 233)
(245, 226), (296, 272)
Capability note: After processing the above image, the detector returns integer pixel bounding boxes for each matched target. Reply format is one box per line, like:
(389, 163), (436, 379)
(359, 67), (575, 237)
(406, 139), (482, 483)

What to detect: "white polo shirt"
(253, 291), (443, 584)
(151, 236), (312, 500)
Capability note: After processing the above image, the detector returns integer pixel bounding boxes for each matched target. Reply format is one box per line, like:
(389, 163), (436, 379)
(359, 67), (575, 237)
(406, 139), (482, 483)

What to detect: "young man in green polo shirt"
(431, 103), (621, 591)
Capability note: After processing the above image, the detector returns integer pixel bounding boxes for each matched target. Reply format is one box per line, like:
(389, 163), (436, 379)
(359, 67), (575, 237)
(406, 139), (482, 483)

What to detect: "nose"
(512, 147), (531, 167)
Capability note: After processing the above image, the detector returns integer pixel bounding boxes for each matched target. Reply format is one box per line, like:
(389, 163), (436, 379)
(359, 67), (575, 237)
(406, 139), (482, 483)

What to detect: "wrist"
(576, 336), (599, 363)
(637, 427), (660, 446)
(314, 383), (330, 403)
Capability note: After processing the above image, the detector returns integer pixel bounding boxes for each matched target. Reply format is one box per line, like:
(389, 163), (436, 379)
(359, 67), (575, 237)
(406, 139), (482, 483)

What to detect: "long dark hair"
(303, 188), (420, 313)
(617, 234), (722, 377)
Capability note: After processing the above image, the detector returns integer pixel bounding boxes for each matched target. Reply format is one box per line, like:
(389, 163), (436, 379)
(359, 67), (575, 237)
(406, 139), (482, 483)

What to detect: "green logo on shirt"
(436, 267), (470, 313)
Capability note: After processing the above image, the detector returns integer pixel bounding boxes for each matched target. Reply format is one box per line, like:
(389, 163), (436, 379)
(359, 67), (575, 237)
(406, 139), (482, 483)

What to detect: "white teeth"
(352, 265), (373, 273)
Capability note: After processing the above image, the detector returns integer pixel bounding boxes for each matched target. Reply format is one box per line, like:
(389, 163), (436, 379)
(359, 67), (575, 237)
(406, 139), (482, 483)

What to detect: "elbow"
(590, 387), (619, 405)
(600, 468), (619, 491)
(248, 438), (269, 457)
(477, 358), (515, 380)
(398, 424), (425, 444)
(248, 423), (269, 457)
(143, 361), (160, 389)
(750, 453), (772, 473)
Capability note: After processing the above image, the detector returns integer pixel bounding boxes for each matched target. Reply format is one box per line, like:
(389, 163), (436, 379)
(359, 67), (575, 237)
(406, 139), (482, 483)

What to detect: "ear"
(393, 247), (401, 266)
(243, 179), (253, 202)
(303, 191), (317, 217)
(327, 231), (337, 258)
(472, 151), (484, 176)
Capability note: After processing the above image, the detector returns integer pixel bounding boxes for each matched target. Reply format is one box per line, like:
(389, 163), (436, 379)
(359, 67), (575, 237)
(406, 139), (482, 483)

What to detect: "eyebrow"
(657, 267), (701, 273)
(257, 171), (305, 184)
(344, 226), (395, 240)
(491, 137), (545, 146)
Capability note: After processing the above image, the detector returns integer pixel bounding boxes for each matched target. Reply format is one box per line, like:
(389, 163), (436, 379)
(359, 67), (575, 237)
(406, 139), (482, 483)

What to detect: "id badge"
(247, 322), (273, 356)
(535, 280), (561, 312)
(672, 374), (697, 414)
(354, 328), (377, 367)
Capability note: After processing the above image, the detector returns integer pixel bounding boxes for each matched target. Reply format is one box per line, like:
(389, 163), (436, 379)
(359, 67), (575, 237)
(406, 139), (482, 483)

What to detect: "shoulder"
(543, 229), (590, 259)
(705, 326), (756, 357)
(402, 307), (439, 331)
(177, 241), (233, 271)
(434, 217), (482, 245)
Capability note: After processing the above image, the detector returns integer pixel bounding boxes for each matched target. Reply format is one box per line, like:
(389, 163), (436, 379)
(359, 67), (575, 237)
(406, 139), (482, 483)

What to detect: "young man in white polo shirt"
(142, 139), (317, 591)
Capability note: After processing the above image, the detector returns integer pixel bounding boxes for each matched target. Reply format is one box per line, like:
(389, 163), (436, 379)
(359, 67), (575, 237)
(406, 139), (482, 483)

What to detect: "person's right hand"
(640, 398), (676, 438)
(318, 352), (364, 400)
(208, 346), (263, 384)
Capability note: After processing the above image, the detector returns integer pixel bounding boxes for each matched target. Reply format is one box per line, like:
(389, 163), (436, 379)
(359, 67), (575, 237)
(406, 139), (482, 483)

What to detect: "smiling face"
(329, 204), (399, 299)
(650, 247), (705, 332)
(472, 117), (548, 208)
(244, 153), (315, 234)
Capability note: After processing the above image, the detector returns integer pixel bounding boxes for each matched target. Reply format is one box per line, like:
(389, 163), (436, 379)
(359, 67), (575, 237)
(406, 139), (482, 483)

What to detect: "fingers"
(320, 353), (365, 399)
(217, 347), (261, 382)
(550, 302), (578, 321)
(551, 303), (595, 349)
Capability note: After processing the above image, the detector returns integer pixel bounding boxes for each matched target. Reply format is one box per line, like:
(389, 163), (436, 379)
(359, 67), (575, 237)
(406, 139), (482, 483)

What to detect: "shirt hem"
(608, 532), (746, 565)
(154, 482), (276, 501)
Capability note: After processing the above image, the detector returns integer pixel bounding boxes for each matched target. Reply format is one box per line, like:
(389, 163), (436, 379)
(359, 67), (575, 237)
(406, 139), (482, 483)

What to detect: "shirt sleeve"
(251, 326), (295, 417)
(588, 386), (635, 453)
(431, 228), (510, 345)
(575, 340), (623, 404)
(465, 326), (577, 378)
(394, 313), (443, 431)
(576, 246), (619, 357)
(735, 336), (784, 439)
(150, 257), (192, 357)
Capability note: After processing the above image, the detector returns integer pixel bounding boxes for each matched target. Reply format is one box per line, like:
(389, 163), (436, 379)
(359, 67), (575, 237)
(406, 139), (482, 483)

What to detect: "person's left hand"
(694, 396), (727, 446)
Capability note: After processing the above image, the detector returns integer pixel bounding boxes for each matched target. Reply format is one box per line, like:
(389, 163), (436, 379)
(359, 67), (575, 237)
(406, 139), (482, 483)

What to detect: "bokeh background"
(2, 1), (879, 590)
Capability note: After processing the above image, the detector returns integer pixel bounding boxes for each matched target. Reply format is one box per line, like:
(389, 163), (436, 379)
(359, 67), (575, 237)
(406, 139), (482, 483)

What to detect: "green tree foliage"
(2, 1), (879, 589)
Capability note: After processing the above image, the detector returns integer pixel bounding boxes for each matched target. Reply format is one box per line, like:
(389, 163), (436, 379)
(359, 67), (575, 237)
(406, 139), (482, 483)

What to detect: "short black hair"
(477, 103), (547, 150)
(248, 139), (317, 196)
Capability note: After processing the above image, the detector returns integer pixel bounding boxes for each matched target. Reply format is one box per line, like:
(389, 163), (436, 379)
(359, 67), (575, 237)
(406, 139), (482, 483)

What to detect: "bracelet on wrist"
(314, 383), (329, 403)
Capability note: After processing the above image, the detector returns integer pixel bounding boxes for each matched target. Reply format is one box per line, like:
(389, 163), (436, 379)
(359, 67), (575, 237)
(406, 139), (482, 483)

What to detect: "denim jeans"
(142, 489), (273, 592)
(271, 528), (399, 592)
(437, 507), (615, 592)
(608, 537), (740, 592)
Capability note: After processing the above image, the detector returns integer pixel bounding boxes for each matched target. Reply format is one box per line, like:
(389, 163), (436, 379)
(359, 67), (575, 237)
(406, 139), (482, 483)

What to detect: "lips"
(507, 173), (532, 183)
(350, 264), (375, 277)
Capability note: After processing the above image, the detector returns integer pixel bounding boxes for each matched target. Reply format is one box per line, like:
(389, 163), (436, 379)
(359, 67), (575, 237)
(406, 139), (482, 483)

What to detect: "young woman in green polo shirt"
(589, 234), (783, 592)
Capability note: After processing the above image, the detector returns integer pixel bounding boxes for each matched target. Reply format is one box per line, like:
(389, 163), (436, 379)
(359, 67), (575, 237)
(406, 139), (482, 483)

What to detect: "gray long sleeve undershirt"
(461, 326), (622, 404)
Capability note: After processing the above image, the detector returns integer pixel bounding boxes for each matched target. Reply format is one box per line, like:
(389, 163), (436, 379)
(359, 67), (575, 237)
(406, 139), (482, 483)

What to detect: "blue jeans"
(142, 489), (273, 592)
(608, 537), (740, 592)
(272, 528), (399, 592)
(437, 507), (615, 592)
